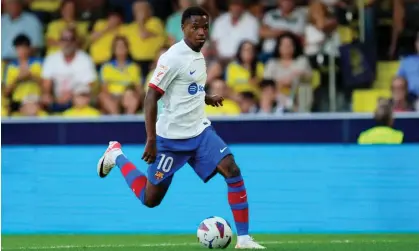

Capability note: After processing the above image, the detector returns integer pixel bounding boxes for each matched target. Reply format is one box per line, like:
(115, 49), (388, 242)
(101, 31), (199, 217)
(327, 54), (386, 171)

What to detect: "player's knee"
(219, 155), (241, 178)
(143, 198), (161, 208)
(228, 164), (241, 178)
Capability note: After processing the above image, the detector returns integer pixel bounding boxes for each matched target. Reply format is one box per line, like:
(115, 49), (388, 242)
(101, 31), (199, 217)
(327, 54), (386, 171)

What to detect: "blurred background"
(1, 0), (419, 117)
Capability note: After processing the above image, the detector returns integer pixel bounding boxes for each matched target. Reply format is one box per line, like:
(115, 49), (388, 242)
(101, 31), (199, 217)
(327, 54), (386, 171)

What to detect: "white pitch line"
(1, 239), (401, 250)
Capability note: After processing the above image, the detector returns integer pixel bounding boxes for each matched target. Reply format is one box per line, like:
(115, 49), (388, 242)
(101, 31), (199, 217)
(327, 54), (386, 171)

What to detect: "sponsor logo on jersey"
(188, 82), (205, 95)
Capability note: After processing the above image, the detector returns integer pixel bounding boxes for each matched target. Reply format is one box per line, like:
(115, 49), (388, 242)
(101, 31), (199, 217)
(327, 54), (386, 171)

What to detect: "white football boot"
(235, 236), (266, 249)
(97, 141), (122, 178)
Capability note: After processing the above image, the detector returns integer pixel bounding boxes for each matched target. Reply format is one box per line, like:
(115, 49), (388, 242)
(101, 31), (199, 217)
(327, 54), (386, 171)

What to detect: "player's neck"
(183, 39), (201, 53)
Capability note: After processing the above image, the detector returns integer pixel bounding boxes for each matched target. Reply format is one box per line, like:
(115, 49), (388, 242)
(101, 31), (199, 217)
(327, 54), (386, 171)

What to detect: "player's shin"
(116, 155), (148, 204)
(225, 175), (249, 236)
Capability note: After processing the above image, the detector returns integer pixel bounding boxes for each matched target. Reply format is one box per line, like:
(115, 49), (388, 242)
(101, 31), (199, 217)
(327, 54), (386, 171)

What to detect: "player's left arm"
(142, 56), (177, 164)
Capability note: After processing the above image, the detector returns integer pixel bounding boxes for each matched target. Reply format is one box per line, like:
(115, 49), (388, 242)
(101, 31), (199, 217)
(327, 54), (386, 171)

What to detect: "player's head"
(374, 98), (393, 127)
(181, 6), (209, 50)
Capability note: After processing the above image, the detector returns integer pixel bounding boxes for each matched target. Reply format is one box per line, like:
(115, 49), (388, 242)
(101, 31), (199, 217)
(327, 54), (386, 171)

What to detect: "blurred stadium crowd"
(1, 0), (418, 117)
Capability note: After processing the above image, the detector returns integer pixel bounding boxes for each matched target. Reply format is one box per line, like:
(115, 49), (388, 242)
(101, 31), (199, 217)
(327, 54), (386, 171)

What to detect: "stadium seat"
(352, 89), (391, 113)
(373, 61), (400, 89)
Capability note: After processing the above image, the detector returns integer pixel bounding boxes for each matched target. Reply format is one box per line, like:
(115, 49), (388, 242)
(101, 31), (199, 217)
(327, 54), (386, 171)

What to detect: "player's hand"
(142, 138), (157, 164)
(205, 95), (224, 107)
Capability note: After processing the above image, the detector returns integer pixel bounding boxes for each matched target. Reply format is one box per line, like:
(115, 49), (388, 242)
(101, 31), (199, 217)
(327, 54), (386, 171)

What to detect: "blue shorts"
(147, 126), (232, 186)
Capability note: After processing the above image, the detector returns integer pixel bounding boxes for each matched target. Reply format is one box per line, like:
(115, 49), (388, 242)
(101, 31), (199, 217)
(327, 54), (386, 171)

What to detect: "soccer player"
(97, 6), (265, 249)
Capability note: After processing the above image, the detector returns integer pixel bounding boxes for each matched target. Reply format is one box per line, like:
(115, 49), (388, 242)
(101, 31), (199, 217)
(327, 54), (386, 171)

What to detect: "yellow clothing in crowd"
(63, 106), (101, 117)
(226, 61), (264, 95)
(89, 20), (125, 64)
(205, 99), (241, 116)
(46, 19), (89, 55)
(100, 60), (142, 96)
(358, 126), (404, 144)
(122, 18), (166, 61)
(1, 106), (8, 117)
(1, 98), (9, 117)
(29, 0), (61, 12)
(5, 58), (42, 103)
(11, 110), (48, 117)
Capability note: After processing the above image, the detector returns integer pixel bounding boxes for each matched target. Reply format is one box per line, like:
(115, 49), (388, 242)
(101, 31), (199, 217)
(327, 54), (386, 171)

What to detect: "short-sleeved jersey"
(148, 40), (210, 139)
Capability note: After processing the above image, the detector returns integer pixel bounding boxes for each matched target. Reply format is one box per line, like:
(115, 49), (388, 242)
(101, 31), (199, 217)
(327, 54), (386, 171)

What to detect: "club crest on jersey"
(188, 82), (204, 95)
(154, 171), (164, 180)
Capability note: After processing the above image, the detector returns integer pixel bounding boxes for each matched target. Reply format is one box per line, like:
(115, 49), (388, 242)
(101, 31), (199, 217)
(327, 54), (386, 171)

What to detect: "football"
(197, 216), (233, 249)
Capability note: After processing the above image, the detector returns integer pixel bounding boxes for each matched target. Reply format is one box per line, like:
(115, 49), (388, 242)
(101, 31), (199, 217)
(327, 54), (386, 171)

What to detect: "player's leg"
(97, 141), (187, 208)
(190, 127), (265, 249)
(113, 150), (173, 208)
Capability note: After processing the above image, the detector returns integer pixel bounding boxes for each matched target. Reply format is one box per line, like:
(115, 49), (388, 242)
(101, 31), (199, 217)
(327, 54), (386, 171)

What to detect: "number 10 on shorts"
(157, 154), (174, 172)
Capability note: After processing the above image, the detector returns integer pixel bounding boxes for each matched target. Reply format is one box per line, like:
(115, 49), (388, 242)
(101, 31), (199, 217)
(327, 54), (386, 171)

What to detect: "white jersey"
(148, 40), (211, 139)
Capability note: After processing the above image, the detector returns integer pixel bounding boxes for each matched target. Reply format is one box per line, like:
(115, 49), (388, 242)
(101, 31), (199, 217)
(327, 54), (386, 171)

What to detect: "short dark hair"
(272, 32), (303, 59)
(374, 99), (393, 126)
(13, 34), (31, 47)
(239, 91), (256, 101)
(181, 6), (209, 25)
(107, 6), (124, 18)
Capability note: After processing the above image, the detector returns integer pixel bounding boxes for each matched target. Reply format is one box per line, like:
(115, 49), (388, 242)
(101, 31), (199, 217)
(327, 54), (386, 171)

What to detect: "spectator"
(205, 79), (241, 115)
(2, 88), (10, 117)
(62, 85), (100, 117)
(237, 91), (259, 113)
(88, 7), (125, 66)
(166, 0), (194, 45)
(263, 32), (312, 112)
(397, 31), (419, 99)
(73, 0), (106, 21)
(207, 61), (224, 84)
(122, 0), (166, 76)
(120, 86), (142, 115)
(45, 0), (89, 55)
(11, 95), (48, 117)
(4, 34), (42, 113)
(248, 0), (264, 21)
(390, 0), (419, 58)
(304, 0), (339, 57)
(1, 0), (43, 60)
(41, 28), (97, 113)
(390, 76), (415, 112)
(107, 0), (137, 23)
(225, 41), (264, 98)
(98, 36), (142, 115)
(27, 0), (61, 23)
(357, 98), (404, 144)
(258, 79), (277, 113)
(198, 0), (223, 19)
(260, 0), (306, 55)
(211, 0), (259, 61)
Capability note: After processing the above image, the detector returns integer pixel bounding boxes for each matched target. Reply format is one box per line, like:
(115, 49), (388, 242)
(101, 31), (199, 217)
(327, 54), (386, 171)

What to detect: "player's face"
(183, 15), (209, 49)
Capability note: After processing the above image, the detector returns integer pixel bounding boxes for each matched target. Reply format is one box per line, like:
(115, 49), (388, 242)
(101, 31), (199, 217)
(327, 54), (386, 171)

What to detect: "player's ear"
(181, 23), (185, 31)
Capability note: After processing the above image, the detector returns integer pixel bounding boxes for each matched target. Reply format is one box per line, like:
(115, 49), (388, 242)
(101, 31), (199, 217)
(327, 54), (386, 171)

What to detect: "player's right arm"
(142, 55), (178, 164)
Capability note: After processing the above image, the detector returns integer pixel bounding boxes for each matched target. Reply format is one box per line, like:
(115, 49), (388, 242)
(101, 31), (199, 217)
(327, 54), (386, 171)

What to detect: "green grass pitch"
(2, 234), (419, 251)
